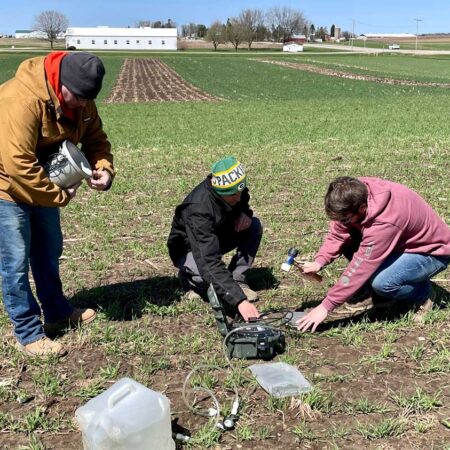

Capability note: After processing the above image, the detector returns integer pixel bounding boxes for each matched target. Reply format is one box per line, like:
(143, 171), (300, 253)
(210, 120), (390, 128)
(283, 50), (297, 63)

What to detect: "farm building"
(283, 43), (303, 53)
(65, 26), (177, 51)
(15, 30), (49, 39)
(284, 34), (306, 44)
(358, 33), (415, 39)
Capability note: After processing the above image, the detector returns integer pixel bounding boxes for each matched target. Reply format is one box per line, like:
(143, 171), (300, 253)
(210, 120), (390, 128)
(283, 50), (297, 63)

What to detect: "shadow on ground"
(70, 276), (183, 321)
(68, 267), (280, 322)
(245, 267), (279, 290)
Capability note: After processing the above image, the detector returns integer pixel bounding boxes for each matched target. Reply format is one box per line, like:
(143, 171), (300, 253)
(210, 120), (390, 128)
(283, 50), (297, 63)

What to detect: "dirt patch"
(1, 259), (449, 449)
(257, 59), (450, 88)
(106, 58), (221, 103)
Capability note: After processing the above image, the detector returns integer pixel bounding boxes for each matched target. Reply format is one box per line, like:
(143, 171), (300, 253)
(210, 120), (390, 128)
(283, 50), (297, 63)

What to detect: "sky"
(0, 0), (448, 35)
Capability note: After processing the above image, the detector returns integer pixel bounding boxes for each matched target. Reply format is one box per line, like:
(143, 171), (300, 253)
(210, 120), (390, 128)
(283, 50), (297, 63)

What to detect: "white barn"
(283, 43), (303, 53)
(65, 26), (177, 51)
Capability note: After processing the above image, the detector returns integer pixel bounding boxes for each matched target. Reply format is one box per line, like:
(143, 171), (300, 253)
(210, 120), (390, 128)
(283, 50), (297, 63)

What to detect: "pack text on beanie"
(211, 156), (246, 196)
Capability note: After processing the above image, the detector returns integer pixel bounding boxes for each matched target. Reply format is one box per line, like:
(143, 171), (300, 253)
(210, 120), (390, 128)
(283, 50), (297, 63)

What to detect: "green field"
(0, 51), (449, 449)
(336, 38), (450, 51)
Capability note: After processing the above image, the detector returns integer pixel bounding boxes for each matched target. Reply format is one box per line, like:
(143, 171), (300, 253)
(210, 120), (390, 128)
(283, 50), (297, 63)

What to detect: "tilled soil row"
(257, 59), (450, 88)
(106, 58), (220, 103)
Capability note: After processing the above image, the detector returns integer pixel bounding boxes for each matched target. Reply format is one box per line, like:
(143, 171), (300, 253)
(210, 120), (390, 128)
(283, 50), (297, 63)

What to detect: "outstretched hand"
(87, 169), (111, 191)
(238, 300), (260, 322)
(296, 303), (328, 332)
(301, 261), (322, 273)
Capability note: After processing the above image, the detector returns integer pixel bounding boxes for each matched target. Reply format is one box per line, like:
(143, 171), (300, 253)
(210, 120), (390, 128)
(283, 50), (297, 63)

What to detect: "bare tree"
(33, 10), (68, 49)
(226, 18), (245, 51)
(206, 20), (225, 51)
(268, 6), (307, 42)
(239, 8), (263, 50)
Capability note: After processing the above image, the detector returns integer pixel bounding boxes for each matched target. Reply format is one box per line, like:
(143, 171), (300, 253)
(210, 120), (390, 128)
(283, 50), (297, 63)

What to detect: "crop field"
(336, 36), (450, 51)
(0, 51), (449, 449)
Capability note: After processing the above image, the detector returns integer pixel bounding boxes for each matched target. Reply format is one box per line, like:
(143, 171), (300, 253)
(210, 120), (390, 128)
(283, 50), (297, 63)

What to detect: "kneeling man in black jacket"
(167, 157), (262, 321)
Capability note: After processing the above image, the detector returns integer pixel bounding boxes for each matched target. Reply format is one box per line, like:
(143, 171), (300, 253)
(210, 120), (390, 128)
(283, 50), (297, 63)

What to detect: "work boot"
(69, 308), (96, 326)
(412, 289), (436, 324)
(238, 283), (259, 302)
(44, 308), (96, 335)
(17, 337), (67, 357)
(183, 290), (202, 301)
(328, 285), (374, 317)
(327, 297), (373, 321)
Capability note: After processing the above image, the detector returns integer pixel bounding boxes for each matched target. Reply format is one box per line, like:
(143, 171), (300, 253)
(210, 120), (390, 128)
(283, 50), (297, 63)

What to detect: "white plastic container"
(249, 362), (312, 398)
(75, 378), (175, 450)
(46, 140), (92, 188)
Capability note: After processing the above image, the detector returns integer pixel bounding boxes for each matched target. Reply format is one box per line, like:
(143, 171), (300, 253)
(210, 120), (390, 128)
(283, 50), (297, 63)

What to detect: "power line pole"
(351, 19), (355, 51)
(414, 18), (422, 53)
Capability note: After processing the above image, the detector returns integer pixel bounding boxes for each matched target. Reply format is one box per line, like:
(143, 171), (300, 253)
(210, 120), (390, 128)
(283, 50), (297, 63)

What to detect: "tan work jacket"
(0, 56), (114, 206)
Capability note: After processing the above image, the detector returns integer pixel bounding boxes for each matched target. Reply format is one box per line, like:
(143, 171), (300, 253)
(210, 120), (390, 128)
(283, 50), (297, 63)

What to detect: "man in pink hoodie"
(297, 176), (450, 332)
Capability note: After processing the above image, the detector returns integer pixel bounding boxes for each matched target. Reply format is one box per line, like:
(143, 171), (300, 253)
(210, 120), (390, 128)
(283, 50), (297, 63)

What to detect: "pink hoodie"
(316, 177), (450, 311)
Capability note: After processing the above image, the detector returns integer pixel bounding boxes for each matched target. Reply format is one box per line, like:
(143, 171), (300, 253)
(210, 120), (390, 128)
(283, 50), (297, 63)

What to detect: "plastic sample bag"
(249, 362), (312, 398)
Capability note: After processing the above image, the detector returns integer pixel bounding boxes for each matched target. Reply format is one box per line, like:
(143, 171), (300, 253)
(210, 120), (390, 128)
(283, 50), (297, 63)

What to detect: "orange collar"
(44, 51), (76, 121)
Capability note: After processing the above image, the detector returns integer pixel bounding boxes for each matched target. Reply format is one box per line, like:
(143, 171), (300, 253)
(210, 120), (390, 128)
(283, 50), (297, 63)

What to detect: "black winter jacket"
(167, 175), (253, 307)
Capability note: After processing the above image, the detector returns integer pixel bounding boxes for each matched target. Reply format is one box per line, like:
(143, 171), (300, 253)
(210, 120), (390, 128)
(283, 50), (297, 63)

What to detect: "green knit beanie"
(211, 156), (246, 196)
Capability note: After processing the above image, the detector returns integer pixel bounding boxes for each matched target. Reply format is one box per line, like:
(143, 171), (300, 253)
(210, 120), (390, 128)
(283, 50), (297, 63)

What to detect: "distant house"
(283, 43), (303, 53)
(285, 34), (306, 44)
(65, 26), (177, 51)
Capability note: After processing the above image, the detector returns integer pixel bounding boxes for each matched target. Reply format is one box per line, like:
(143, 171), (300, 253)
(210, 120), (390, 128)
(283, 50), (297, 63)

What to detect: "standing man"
(0, 51), (114, 356)
(167, 157), (262, 321)
(297, 176), (450, 332)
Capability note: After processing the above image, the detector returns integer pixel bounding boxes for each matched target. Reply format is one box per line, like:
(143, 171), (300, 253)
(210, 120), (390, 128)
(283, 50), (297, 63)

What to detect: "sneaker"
(412, 290), (436, 324)
(238, 283), (259, 302)
(44, 308), (96, 335)
(17, 337), (67, 357)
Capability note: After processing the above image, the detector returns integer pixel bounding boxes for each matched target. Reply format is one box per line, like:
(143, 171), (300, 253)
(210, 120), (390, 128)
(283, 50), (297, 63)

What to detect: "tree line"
(31, 8), (349, 51)
(181, 7), (348, 51)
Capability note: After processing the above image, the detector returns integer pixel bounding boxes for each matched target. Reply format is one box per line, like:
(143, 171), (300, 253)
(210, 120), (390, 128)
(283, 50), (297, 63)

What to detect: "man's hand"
(235, 213), (252, 232)
(65, 181), (82, 199)
(238, 300), (260, 322)
(296, 303), (328, 332)
(87, 169), (111, 191)
(301, 261), (322, 273)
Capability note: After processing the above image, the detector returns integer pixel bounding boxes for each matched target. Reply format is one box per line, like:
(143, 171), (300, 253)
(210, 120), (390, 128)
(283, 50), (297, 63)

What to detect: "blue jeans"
(371, 252), (450, 302)
(0, 200), (73, 345)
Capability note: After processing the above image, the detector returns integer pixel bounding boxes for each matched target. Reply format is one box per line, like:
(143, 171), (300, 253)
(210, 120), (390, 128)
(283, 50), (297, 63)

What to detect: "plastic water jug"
(75, 378), (175, 450)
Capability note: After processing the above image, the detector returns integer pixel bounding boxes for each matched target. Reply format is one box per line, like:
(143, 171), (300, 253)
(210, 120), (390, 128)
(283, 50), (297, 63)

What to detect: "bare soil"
(1, 261), (449, 449)
(106, 58), (220, 103)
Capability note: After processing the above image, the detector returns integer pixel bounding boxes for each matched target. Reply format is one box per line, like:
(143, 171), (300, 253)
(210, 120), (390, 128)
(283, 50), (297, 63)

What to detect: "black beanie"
(60, 52), (105, 100)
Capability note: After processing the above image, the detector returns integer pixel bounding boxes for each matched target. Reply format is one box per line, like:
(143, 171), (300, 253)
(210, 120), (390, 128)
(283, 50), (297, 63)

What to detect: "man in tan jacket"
(0, 51), (114, 356)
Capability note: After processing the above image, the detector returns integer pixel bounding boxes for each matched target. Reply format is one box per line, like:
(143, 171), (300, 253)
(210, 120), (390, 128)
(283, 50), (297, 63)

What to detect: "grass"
(356, 417), (408, 439)
(0, 50), (449, 448)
